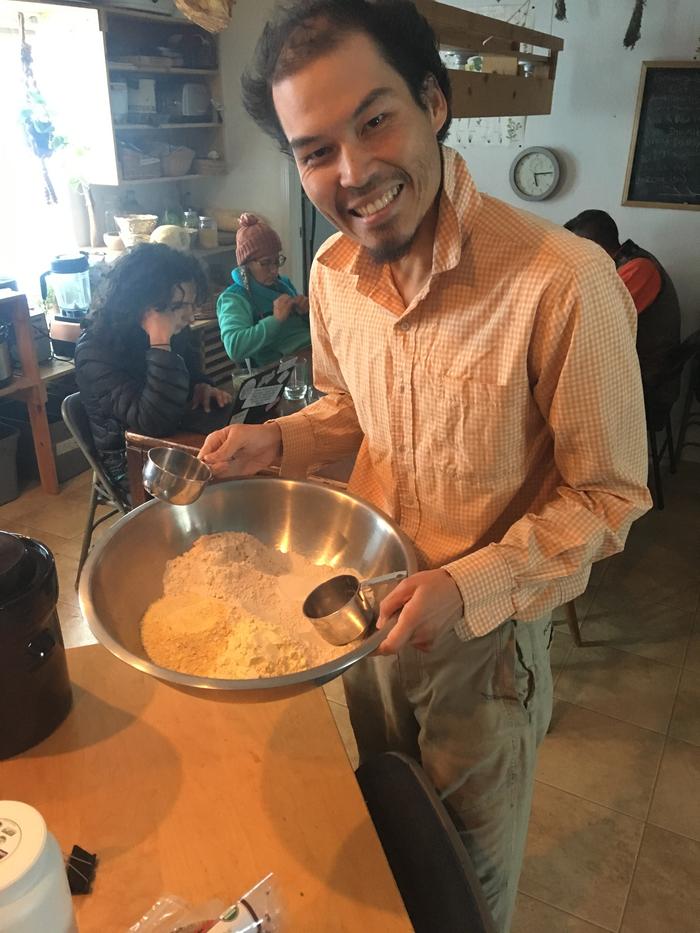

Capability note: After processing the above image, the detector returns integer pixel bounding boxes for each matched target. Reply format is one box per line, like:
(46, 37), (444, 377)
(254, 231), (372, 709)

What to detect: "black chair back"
(356, 752), (497, 933)
(61, 393), (128, 511)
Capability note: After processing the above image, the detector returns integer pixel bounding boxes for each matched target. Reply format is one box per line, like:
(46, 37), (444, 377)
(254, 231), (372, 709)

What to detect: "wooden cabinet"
(416, 0), (563, 118)
(86, 7), (227, 188)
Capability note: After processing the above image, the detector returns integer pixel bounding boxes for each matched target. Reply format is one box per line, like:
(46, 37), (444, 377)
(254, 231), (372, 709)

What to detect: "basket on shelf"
(192, 158), (227, 176)
(115, 215), (159, 247)
(209, 208), (240, 232)
(160, 146), (195, 178)
(119, 145), (161, 180)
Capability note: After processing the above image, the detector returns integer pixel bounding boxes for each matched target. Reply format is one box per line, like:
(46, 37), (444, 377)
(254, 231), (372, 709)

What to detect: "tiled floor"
(2, 463), (699, 932)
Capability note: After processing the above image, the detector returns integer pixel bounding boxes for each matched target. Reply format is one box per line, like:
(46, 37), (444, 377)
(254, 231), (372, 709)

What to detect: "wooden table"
(39, 356), (76, 385)
(2, 645), (412, 931)
(0, 292), (59, 494)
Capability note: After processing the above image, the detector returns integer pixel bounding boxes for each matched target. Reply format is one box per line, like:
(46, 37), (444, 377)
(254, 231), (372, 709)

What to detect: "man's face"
(273, 31), (447, 263)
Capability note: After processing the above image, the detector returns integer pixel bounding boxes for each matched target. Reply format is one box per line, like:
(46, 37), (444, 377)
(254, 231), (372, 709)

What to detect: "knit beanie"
(236, 213), (282, 265)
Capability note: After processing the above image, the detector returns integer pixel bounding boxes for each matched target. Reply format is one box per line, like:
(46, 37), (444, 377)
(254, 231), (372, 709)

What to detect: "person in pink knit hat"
(216, 212), (311, 367)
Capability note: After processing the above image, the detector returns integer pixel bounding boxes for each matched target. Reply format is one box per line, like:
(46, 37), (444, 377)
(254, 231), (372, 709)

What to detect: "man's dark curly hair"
(89, 243), (208, 341)
(242, 0), (452, 155)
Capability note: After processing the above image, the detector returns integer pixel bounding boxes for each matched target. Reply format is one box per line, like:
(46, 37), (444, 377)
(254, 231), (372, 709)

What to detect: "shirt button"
(398, 384), (405, 394)
(398, 321), (410, 332)
(398, 444), (406, 453)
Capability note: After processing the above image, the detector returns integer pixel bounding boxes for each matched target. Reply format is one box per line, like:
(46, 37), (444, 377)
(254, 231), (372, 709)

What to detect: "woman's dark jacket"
(74, 324), (207, 478)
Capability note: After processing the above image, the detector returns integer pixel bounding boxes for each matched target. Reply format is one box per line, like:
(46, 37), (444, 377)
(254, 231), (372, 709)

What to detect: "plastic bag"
(129, 874), (283, 932)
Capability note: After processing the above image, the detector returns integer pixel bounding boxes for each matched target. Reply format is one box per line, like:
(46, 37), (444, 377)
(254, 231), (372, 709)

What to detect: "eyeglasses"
(253, 254), (286, 270)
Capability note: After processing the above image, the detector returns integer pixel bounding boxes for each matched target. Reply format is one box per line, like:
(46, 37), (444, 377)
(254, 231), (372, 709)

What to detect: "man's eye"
(366, 113), (386, 130)
(302, 146), (330, 165)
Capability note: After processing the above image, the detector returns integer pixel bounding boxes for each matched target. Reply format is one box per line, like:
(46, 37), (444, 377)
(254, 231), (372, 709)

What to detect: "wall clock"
(509, 147), (561, 201)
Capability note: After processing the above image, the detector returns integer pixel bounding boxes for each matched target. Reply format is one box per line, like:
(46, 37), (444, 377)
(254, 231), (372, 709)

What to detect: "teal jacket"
(217, 267), (311, 367)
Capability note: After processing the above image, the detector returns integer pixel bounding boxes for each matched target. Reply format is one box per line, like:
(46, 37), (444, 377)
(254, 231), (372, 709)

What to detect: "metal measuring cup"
(302, 570), (408, 646)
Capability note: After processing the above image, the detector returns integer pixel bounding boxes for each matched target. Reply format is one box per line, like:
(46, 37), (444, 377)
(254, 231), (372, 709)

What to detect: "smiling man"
(199, 2), (651, 928)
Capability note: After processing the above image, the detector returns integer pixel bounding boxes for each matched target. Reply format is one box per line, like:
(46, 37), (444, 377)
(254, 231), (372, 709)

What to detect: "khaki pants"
(343, 616), (553, 933)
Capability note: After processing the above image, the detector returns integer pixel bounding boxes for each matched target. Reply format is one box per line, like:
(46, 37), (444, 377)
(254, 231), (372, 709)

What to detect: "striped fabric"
(277, 146), (651, 640)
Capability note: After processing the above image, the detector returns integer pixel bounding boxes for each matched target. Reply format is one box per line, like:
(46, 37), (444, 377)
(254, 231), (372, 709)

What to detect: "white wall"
(445, 0), (700, 335)
(209, 0), (293, 250)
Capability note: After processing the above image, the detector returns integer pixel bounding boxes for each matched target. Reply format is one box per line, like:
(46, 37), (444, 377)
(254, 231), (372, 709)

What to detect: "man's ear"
(421, 73), (448, 134)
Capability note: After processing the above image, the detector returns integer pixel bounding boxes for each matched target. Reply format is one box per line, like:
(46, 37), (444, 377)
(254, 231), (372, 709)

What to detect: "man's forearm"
(275, 390), (363, 478)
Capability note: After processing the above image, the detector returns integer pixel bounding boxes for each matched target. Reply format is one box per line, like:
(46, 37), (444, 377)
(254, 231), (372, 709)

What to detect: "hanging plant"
(623, 0), (646, 49)
(18, 13), (66, 205)
(552, 1), (647, 47)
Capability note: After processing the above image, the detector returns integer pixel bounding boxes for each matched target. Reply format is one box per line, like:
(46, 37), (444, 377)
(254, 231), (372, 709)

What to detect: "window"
(0, 2), (113, 302)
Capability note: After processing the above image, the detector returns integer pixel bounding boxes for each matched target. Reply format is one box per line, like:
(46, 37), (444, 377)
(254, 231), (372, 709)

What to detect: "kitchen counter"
(1, 644), (412, 931)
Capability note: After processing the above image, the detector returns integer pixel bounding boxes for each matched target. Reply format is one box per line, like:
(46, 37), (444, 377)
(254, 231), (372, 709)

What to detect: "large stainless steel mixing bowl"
(79, 477), (417, 699)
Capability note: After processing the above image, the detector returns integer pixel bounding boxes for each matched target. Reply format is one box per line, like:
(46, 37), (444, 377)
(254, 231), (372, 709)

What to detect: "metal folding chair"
(60, 393), (129, 587)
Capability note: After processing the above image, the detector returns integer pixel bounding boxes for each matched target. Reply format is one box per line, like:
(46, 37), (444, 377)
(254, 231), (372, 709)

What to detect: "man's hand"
(191, 383), (232, 413)
(376, 569), (464, 654)
(273, 294), (295, 322)
(293, 296), (310, 315)
(198, 422), (282, 478)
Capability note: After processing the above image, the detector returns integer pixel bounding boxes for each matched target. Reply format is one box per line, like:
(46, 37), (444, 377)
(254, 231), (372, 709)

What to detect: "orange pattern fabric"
(277, 147), (652, 640)
(617, 257), (662, 314)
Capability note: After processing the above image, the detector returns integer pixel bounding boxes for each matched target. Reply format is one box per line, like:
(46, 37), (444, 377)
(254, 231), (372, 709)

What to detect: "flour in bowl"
(140, 532), (358, 678)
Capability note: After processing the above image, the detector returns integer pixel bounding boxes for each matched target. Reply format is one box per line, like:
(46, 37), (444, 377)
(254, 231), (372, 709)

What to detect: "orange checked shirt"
(277, 147), (651, 640)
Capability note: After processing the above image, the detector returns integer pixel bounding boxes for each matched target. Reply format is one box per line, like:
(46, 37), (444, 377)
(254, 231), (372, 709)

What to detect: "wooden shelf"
(113, 171), (227, 186)
(108, 64), (218, 75)
(38, 357), (76, 385)
(192, 244), (235, 258)
(0, 292), (59, 493)
(450, 71), (554, 118)
(415, 0), (563, 118)
(115, 123), (223, 131)
(0, 374), (33, 399)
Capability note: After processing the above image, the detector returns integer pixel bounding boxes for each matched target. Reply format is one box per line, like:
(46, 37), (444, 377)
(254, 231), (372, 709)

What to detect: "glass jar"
(198, 216), (218, 250)
(184, 208), (199, 231)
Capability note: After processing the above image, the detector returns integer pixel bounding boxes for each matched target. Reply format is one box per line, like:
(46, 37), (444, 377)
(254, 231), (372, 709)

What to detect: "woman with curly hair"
(75, 242), (231, 495)
(217, 213), (311, 367)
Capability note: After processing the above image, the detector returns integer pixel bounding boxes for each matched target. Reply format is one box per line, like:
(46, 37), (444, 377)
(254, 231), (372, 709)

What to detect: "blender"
(40, 254), (91, 357)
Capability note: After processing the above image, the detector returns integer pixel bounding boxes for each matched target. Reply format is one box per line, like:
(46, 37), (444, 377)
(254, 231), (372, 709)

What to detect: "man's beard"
(367, 228), (417, 264)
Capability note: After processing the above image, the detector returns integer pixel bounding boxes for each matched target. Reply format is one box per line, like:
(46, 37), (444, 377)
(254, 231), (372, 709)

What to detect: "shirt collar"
(317, 146), (482, 281)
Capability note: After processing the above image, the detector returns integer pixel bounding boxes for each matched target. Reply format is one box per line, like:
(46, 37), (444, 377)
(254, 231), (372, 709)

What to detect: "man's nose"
(337, 144), (373, 189)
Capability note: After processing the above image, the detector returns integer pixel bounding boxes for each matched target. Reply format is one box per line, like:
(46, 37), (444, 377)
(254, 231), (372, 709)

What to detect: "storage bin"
(0, 410), (88, 485)
(0, 423), (19, 505)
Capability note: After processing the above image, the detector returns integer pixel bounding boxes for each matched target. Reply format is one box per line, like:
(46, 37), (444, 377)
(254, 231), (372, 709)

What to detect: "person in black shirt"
(75, 243), (231, 497)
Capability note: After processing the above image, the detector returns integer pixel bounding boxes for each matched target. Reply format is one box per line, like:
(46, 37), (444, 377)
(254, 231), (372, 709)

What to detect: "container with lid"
(198, 215), (218, 250)
(39, 254), (91, 319)
(0, 801), (77, 933)
(0, 532), (73, 760)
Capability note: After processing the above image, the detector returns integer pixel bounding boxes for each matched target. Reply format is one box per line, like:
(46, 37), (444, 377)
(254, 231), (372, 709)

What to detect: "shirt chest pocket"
(427, 374), (530, 485)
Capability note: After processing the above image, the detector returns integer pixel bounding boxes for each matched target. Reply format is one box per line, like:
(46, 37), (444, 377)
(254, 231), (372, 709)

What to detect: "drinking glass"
(283, 359), (308, 401)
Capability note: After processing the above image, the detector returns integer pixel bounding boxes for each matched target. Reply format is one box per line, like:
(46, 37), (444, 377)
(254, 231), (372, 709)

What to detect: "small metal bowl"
(142, 447), (212, 506)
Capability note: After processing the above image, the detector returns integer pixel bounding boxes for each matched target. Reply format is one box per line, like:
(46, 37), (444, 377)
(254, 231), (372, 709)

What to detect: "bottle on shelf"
(164, 206), (185, 227)
(184, 208), (199, 248)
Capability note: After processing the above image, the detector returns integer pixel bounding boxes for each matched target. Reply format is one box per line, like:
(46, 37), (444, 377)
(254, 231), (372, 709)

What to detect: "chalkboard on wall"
(623, 61), (700, 211)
